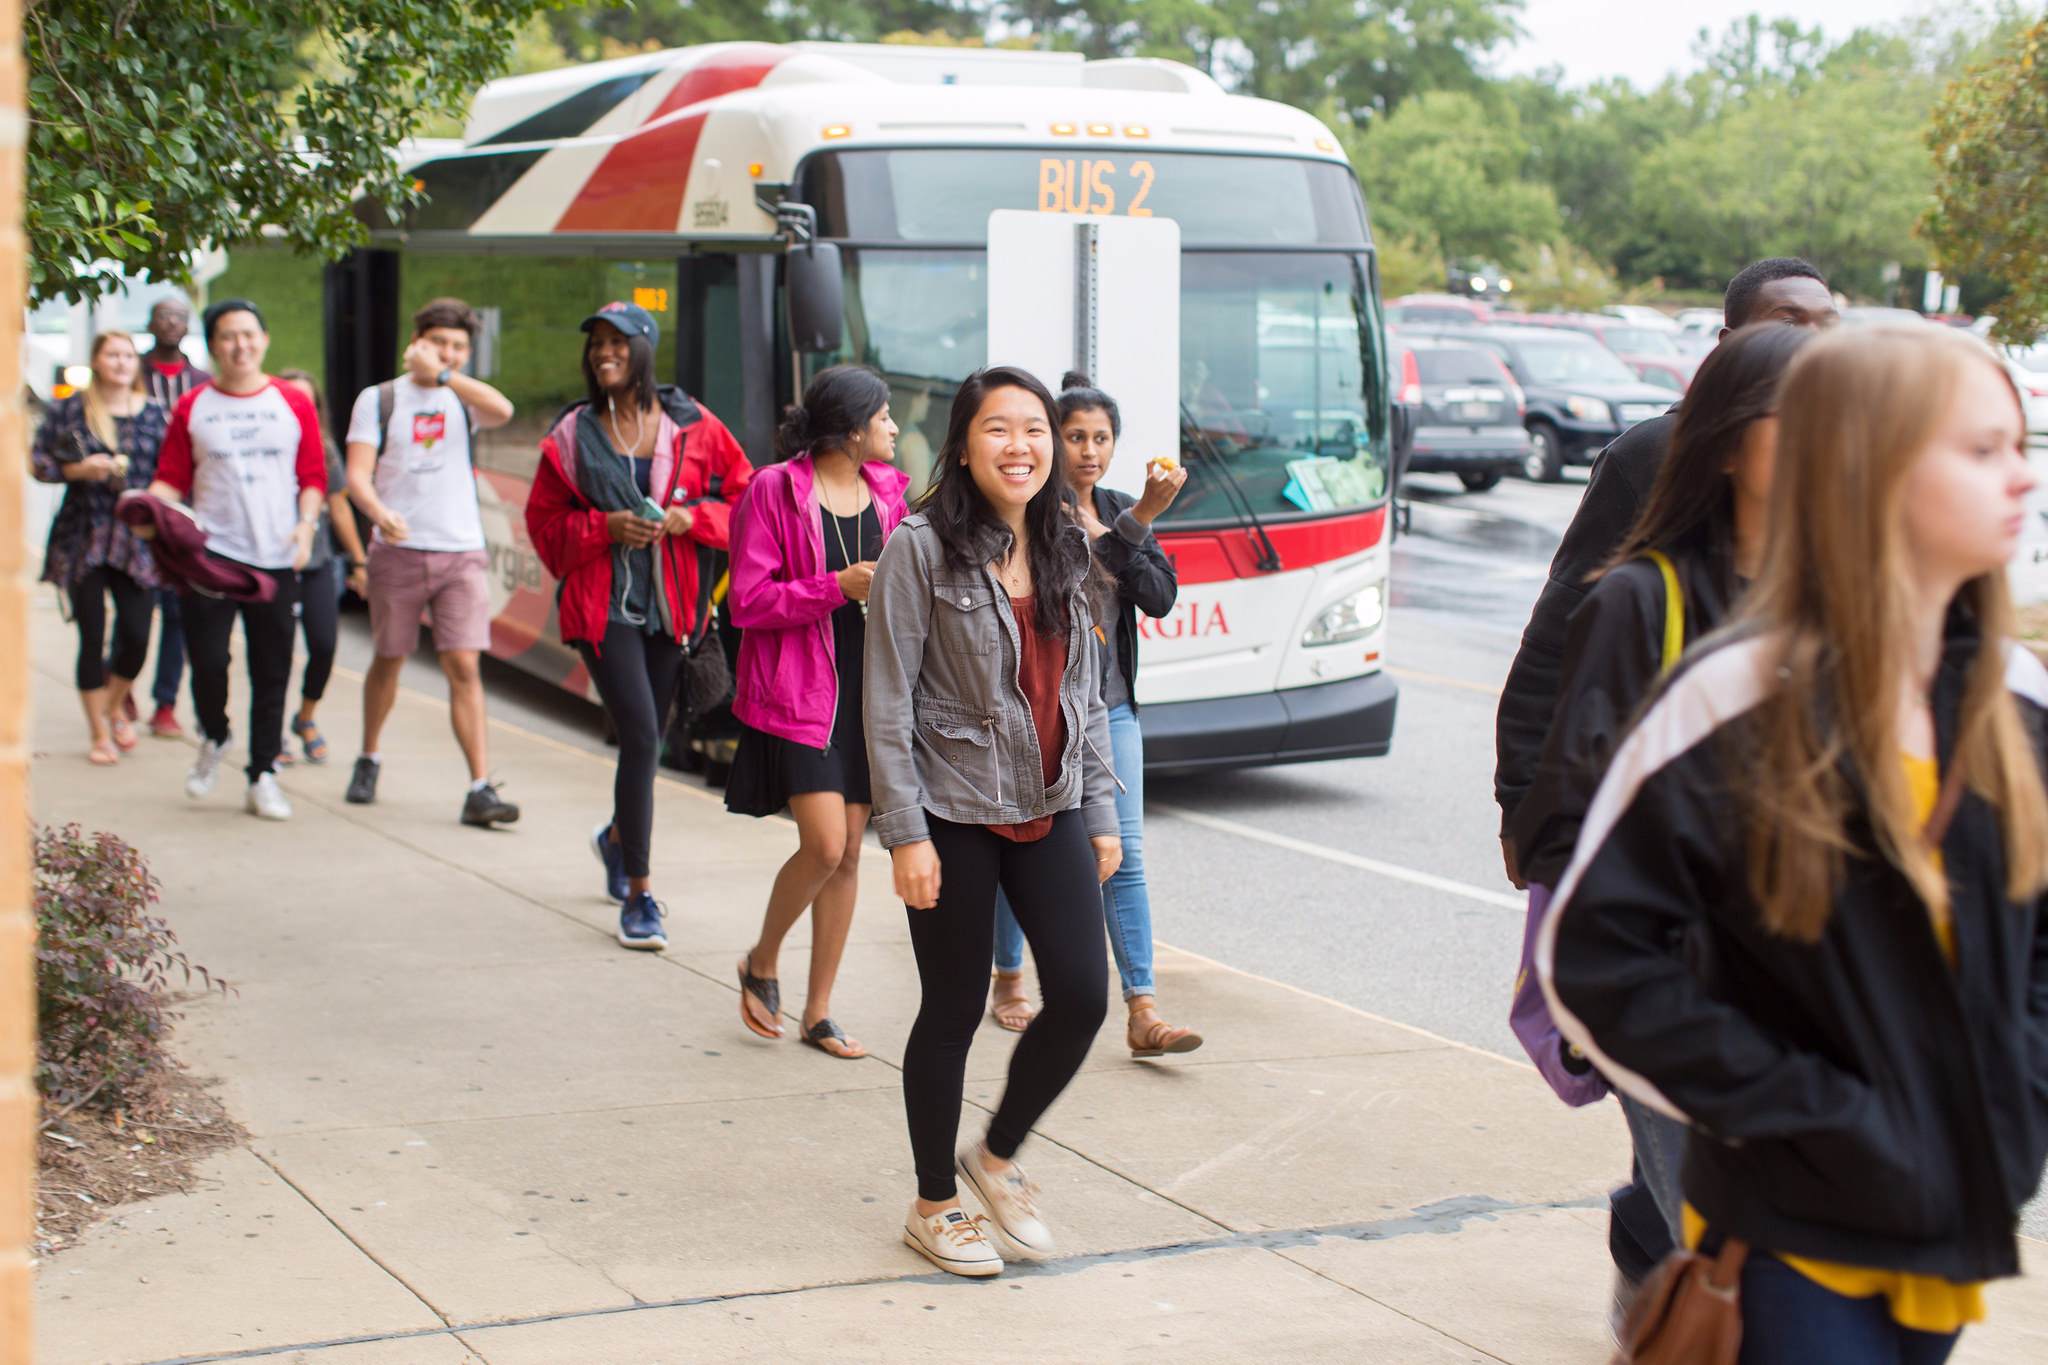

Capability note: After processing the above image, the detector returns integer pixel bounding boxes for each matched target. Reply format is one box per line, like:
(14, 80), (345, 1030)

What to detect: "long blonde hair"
(81, 331), (144, 453)
(1738, 324), (2048, 939)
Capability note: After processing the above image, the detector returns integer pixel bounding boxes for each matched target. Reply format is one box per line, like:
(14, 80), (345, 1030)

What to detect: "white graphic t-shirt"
(345, 378), (486, 553)
(158, 380), (326, 570)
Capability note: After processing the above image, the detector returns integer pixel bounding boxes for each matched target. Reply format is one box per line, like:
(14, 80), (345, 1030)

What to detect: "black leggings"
(576, 624), (685, 879)
(182, 569), (300, 782)
(68, 565), (152, 691)
(904, 811), (1108, 1202)
(297, 561), (339, 706)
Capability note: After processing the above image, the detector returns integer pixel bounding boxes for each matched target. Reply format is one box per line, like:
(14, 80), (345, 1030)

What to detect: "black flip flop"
(801, 1017), (866, 1060)
(737, 958), (782, 1039)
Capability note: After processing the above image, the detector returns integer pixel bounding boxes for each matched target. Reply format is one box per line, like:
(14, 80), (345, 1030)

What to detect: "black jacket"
(1087, 485), (1177, 708)
(1542, 621), (2048, 1282)
(1495, 413), (1674, 837)
(1512, 543), (1738, 888)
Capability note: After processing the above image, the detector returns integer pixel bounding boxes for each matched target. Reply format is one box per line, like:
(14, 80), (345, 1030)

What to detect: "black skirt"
(723, 716), (871, 816)
(725, 502), (876, 816)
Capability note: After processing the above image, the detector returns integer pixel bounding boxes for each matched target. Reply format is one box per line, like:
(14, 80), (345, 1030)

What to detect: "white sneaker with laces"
(956, 1145), (1054, 1261)
(245, 772), (292, 821)
(185, 738), (226, 799)
(902, 1203), (1003, 1278)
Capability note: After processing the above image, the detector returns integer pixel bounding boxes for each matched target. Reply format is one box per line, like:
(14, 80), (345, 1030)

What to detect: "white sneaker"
(245, 772), (292, 821)
(956, 1146), (1055, 1261)
(902, 1203), (1003, 1278)
(185, 738), (226, 799)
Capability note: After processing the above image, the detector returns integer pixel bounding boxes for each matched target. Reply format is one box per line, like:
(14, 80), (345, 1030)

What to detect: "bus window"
(396, 253), (681, 483)
(1170, 251), (1387, 525)
(681, 255), (741, 420)
(801, 249), (984, 492)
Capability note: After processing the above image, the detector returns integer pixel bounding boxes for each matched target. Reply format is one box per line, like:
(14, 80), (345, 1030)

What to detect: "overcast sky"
(1493, 0), (1944, 87)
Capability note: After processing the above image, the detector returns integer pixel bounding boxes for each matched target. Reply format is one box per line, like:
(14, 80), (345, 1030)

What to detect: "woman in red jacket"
(525, 302), (753, 951)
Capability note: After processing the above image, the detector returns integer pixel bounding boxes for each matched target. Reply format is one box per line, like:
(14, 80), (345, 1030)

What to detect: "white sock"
(469, 778), (492, 793)
(361, 752), (381, 765)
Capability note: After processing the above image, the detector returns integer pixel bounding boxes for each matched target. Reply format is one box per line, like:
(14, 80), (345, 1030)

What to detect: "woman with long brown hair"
(1540, 324), (2048, 1362)
(1511, 323), (1814, 1307)
(31, 330), (166, 764)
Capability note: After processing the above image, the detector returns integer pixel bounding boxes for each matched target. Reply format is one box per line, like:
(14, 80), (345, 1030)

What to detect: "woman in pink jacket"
(726, 366), (910, 1059)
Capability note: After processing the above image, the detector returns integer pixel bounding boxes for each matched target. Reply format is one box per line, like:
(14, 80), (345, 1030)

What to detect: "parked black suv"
(1388, 336), (1530, 492)
(1399, 325), (1673, 481)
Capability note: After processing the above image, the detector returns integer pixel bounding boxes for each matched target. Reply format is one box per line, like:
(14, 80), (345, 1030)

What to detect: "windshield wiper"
(1179, 402), (1282, 573)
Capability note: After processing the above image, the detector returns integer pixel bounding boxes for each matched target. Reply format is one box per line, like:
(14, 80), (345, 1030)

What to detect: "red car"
(1386, 293), (1493, 327)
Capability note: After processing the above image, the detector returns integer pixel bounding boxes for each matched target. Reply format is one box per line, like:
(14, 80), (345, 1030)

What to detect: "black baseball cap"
(580, 301), (658, 348)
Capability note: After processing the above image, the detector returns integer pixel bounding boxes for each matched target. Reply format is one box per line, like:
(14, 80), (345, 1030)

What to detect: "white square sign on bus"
(985, 209), (1182, 501)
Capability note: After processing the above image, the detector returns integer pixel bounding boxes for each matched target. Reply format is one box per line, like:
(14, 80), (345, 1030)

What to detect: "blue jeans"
(1620, 1092), (1687, 1248)
(994, 702), (1153, 999)
(151, 588), (185, 708)
(1736, 1249), (1959, 1364)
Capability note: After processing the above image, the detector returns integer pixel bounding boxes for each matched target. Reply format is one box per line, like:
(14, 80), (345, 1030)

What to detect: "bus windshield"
(810, 248), (1387, 528)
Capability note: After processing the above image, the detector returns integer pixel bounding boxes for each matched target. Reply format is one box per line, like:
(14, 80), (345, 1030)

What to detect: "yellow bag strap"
(1642, 549), (1685, 674)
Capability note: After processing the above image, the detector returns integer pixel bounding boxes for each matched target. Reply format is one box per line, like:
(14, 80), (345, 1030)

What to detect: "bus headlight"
(1302, 581), (1385, 647)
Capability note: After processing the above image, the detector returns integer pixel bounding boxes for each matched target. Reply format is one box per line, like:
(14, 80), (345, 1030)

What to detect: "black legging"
(297, 560), (339, 706)
(182, 568), (300, 782)
(576, 623), (685, 879)
(904, 811), (1108, 1202)
(68, 565), (152, 691)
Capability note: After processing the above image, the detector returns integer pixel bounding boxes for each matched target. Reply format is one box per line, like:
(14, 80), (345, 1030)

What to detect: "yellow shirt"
(1679, 754), (1983, 1335)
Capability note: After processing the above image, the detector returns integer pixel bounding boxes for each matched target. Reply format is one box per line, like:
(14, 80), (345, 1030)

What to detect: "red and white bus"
(255, 40), (1398, 772)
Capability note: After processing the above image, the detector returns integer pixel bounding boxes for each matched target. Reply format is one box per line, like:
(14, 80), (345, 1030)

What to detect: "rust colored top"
(989, 596), (1067, 843)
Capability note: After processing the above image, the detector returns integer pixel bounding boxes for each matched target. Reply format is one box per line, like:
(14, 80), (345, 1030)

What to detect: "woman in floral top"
(32, 331), (168, 764)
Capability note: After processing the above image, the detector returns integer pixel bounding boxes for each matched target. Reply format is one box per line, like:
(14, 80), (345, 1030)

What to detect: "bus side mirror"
(787, 242), (844, 354)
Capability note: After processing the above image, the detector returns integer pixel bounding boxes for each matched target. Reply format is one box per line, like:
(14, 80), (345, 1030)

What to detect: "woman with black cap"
(526, 302), (755, 950)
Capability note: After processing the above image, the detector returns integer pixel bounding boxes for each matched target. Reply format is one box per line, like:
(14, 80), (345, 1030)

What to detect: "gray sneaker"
(345, 756), (380, 805)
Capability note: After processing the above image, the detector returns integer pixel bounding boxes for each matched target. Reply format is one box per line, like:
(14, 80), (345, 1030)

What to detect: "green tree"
(1923, 16), (2048, 343)
(1348, 89), (1561, 266)
(27, 0), (565, 306)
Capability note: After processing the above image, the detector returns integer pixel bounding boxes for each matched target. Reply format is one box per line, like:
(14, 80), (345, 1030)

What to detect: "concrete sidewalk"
(23, 593), (2048, 1364)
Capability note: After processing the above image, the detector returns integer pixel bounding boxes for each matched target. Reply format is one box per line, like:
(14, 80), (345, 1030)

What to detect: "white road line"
(1152, 804), (1526, 910)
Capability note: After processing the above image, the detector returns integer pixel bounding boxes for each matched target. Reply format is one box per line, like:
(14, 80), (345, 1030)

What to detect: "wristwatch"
(436, 367), (454, 387)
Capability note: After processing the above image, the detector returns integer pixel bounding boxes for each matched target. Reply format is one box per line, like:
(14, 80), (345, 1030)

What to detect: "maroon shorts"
(366, 544), (492, 657)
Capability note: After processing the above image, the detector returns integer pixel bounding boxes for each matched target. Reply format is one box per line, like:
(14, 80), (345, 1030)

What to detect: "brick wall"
(0, 0), (33, 1357)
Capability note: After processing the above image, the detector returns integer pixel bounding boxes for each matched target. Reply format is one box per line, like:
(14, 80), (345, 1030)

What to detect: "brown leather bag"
(1611, 1236), (1748, 1364)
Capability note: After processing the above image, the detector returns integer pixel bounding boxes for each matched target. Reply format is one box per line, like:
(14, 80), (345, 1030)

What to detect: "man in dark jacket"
(1492, 258), (1837, 1317)
(1493, 258), (1837, 887)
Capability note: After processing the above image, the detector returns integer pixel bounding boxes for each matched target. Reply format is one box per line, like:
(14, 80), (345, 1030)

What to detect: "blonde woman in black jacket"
(1540, 324), (2048, 1363)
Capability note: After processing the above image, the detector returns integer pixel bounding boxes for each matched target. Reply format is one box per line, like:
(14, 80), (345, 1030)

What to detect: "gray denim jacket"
(864, 512), (1122, 849)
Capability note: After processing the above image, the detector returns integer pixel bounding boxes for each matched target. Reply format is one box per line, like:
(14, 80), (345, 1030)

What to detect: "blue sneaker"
(591, 821), (629, 903)
(618, 892), (667, 951)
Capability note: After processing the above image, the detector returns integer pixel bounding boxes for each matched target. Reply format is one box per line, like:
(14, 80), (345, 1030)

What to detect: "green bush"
(33, 825), (227, 1115)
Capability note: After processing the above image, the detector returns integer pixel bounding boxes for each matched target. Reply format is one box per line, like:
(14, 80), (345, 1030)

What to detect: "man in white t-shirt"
(148, 298), (326, 821)
(340, 297), (519, 828)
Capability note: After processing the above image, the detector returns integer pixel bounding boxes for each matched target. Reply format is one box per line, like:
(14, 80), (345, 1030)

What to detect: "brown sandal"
(800, 1018), (867, 1060)
(1128, 1009), (1203, 1060)
(989, 971), (1038, 1033)
(737, 956), (783, 1039)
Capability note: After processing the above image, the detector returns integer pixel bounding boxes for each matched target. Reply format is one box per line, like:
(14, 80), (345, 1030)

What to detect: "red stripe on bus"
(1155, 505), (1386, 585)
(555, 48), (785, 233)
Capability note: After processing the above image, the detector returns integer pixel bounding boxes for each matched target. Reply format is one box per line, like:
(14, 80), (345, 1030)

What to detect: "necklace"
(996, 544), (1030, 596)
(606, 395), (645, 458)
(820, 460), (872, 616)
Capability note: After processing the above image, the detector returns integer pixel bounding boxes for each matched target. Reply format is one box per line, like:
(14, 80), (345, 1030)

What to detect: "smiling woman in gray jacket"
(865, 365), (1122, 1280)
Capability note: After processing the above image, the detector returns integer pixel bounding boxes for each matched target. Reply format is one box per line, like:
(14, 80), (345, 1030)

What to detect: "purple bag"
(1510, 882), (1610, 1107)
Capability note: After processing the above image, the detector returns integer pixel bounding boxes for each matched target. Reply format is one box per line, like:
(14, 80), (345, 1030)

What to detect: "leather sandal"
(800, 1017), (866, 1060)
(989, 970), (1038, 1033)
(737, 956), (783, 1039)
(1128, 1009), (1203, 1060)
